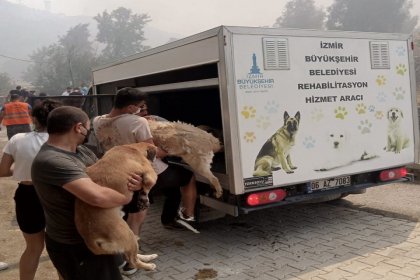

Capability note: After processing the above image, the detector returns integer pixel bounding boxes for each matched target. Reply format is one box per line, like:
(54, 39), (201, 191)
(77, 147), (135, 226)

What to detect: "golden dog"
(253, 111), (300, 176)
(148, 121), (223, 198)
(75, 142), (158, 271)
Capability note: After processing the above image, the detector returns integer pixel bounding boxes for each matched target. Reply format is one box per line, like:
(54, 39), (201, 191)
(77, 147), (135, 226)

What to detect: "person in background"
(61, 87), (72, 96)
(0, 100), (62, 280)
(0, 92), (32, 139)
(80, 83), (89, 96)
(31, 106), (143, 280)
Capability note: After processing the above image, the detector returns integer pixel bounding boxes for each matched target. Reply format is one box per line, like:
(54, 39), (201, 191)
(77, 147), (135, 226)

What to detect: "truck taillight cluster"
(246, 189), (287, 206)
(379, 167), (407, 181)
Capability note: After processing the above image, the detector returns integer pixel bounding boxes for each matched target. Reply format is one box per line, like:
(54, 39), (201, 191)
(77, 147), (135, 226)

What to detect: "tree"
(0, 72), (14, 95)
(58, 24), (96, 88)
(274, 0), (325, 29)
(24, 24), (96, 94)
(95, 7), (151, 63)
(326, 0), (418, 33)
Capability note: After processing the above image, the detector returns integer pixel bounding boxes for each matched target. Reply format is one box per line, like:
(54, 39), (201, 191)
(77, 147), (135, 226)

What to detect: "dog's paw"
(137, 253), (158, 262)
(143, 263), (156, 271)
(286, 170), (294, 174)
(214, 189), (223, 198)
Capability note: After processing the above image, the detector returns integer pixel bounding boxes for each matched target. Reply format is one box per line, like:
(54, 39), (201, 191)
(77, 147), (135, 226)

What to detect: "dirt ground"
(0, 129), (57, 280)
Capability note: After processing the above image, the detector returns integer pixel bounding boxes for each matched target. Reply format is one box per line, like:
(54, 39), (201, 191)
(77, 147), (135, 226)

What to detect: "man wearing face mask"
(31, 106), (143, 280)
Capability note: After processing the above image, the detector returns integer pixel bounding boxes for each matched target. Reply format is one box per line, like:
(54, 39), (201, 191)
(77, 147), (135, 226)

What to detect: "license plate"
(310, 176), (351, 191)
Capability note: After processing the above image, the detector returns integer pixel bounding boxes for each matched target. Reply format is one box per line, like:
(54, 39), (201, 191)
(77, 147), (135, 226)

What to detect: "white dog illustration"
(315, 129), (377, 171)
(386, 107), (409, 153)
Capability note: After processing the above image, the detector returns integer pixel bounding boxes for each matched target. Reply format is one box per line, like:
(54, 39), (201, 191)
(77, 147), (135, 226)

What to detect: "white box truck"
(91, 26), (418, 217)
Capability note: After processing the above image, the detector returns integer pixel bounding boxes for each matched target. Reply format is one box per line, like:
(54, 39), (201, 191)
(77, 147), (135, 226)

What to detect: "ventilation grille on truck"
(370, 41), (390, 69)
(262, 38), (290, 70)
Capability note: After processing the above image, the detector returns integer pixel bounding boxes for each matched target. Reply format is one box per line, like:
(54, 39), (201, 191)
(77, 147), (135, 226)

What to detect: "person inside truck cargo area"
(31, 106), (144, 280)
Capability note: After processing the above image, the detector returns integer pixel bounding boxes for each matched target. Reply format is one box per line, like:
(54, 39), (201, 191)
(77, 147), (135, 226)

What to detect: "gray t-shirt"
(31, 143), (97, 244)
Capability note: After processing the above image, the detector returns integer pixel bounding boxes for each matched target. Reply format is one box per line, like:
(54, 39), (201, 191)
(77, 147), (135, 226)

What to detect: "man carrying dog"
(93, 88), (198, 254)
(31, 106), (143, 280)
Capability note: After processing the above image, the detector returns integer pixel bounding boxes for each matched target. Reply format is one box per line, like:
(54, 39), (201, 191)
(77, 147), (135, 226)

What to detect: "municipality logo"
(237, 53), (274, 90)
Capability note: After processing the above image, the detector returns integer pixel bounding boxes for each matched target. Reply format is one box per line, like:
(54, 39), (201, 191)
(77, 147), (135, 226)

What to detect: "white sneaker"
(177, 207), (195, 222)
(0, 262), (8, 271)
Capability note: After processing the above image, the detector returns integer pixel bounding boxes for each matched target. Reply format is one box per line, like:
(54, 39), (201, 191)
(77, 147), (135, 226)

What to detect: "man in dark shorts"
(31, 106), (143, 280)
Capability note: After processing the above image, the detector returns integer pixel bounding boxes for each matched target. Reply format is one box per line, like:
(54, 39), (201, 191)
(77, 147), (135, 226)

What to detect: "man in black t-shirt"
(32, 106), (142, 280)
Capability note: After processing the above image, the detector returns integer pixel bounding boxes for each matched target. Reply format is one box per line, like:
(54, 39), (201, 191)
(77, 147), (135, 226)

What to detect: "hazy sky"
(9, 0), (420, 36)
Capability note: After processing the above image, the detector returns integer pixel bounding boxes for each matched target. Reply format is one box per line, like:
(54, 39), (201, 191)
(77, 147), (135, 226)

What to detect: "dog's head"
(283, 111), (300, 135)
(327, 130), (347, 150)
(387, 107), (404, 124)
(129, 142), (158, 193)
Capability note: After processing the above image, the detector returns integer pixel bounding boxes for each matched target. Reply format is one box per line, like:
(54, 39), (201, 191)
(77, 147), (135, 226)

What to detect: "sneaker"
(163, 220), (186, 230)
(120, 263), (138, 276)
(177, 207), (195, 222)
(175, 218), (200, 234)
(0, 262), (8, 271)
(118, 260), (127, 269)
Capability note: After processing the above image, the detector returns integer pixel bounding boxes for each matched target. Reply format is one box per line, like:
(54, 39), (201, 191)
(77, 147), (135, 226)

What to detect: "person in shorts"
(0, 100), (62, 280)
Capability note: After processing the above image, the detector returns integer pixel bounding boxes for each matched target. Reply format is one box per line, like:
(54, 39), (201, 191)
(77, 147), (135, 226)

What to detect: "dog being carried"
(148, 120), (223, 198)
(253, 111), (300, 176)
(74, 142), (159, 271)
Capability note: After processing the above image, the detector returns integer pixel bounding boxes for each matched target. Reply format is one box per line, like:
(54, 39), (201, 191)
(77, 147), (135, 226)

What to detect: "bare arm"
(0, 153), (13, 177)
(63, 178), (132, 208)
(0, 110), (4, 124)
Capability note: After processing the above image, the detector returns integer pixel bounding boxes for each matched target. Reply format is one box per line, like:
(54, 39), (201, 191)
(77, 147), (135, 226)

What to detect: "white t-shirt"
(93, 114), (168, 174)
(3, 131), (48, 181)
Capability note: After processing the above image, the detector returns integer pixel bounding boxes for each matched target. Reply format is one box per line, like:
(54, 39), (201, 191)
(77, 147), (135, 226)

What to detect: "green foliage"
(24, 24), (96, 94)
(274, 0), (325, 29)
(0, 72), (14, 94)
(326, 0), (418, 33)
(95, 7), (151, 63)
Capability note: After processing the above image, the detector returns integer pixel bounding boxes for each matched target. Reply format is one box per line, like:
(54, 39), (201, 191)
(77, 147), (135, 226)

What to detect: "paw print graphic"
(393, 87), (405, 100)
(396, 46), (406, 56)
(303, 136), (316, 149)
(311, 108), (324, 122)
(368, 105), (375, 113)
(241, 106), (256, 119)
(376, 92), (387, 103)
(243, 132), (256, 143)
(376, 75), (386, 86)
(355, 103), (367, 115)
(334, 106), (348, 120)
(256, 116), (270, 129)
(396, 64), (407, 76)
(375, 111), (384, 120)
(358, 120), (372, 134)
(264, 101), (280, 114)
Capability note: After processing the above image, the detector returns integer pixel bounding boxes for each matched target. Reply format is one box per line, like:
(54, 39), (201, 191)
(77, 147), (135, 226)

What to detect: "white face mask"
(133, 107), (142, 115)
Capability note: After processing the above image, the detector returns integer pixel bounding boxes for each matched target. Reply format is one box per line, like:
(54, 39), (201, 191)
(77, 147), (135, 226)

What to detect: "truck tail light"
(379, 167), (407, 181)
(246, 189), (287, 206)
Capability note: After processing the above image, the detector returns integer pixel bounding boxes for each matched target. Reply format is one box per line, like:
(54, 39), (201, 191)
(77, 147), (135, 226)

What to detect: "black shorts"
(14, 183), (46, 234)
(45, 235), (122, 280)
(122, 164), (193, 214)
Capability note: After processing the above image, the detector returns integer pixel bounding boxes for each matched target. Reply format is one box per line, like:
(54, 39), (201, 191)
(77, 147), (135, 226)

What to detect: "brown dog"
(148, 121), (223, 198)
(74, 142), (158, 271)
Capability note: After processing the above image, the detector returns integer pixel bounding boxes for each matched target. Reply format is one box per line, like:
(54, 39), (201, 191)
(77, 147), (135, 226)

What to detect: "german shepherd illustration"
(253, 111), (300, 176)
